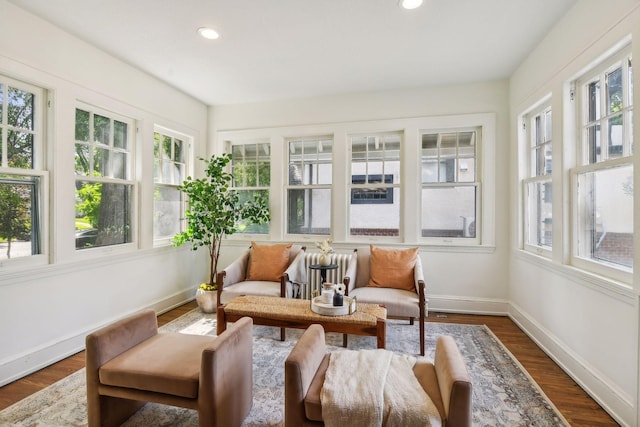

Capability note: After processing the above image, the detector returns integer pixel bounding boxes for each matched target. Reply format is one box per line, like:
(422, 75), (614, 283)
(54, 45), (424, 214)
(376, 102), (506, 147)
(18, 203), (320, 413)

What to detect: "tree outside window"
(74, 106), (134, 250)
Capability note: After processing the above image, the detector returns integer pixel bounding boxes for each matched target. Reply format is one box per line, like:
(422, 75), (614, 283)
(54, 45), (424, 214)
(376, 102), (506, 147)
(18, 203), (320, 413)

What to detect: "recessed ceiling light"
(197, 27), (220, 40)
(399, 0), (423, 9)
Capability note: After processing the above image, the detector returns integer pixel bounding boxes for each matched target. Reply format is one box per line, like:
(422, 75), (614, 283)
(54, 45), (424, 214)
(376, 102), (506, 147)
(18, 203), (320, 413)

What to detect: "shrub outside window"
(74, 105), (135, 250)
(153, 128), (189, 243)
(573, 46), (633, 279)
(0, 75), (46, 263)
(421, 129), (479, 241)
(287, 136), (332, 235)
(349, 133), (401, 238)
(231, 141), (270, 234)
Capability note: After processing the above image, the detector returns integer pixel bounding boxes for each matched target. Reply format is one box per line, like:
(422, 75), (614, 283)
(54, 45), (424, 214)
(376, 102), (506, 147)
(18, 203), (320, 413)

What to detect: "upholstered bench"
(86, 310), (253, 427)
(285, 324), (472, 427)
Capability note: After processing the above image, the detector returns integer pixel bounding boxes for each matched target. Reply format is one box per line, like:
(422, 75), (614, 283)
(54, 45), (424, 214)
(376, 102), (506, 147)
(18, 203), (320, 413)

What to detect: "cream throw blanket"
(321, 349), (442, 427)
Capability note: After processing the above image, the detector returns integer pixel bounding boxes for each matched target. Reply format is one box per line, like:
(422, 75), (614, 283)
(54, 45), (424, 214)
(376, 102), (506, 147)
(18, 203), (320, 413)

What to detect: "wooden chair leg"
(420, 316), (425, 356)
(409, 317), (414, 325)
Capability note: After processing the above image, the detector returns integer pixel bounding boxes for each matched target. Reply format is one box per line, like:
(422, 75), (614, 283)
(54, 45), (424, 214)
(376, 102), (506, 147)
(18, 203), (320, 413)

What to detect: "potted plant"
(173, 153), (270, 312)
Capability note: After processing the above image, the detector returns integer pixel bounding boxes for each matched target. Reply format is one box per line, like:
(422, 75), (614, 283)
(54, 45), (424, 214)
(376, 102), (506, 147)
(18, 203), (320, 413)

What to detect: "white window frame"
(420, 127), (481, 245)
(227, 139), (271, 237)
(571, 45), (633, 283)
(522, 102), (553, 257)
(74, 102), (137, 254)
(285, 135), (333, 238)
(0, 75), (49, 269)
(216, 113), (496, 250)
(348, 131), (402, 242)
(152, 125), (191, 246)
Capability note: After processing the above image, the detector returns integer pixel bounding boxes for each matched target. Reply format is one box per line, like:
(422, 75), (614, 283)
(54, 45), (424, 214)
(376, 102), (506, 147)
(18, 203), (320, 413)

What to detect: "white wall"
(0, 0), (209, 385)
(210, 80), (511, 315)
(509, 1), (640, 425)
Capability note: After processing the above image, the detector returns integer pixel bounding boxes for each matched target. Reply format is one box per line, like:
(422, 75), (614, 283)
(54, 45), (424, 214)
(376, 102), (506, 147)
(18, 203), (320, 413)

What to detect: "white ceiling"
(9, 0), (577, 106)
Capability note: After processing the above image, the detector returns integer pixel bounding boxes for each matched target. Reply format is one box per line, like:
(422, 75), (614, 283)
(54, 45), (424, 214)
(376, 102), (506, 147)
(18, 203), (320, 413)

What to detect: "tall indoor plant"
(173, 153), (270, 295)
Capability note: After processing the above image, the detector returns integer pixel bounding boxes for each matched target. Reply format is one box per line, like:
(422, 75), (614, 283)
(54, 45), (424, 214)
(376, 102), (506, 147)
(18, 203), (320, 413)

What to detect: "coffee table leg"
(216, 306), (227, 335)
(280, 327), (285, 341)
(376, 318), (386, 349)
(342, 333), (348, 347)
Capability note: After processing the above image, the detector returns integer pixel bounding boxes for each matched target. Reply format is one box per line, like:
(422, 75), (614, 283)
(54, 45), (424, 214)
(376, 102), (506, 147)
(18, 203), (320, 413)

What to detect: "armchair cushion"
(246, 242), (293, 281)
(368, 245), (419, 291)
(99, 332), (215, 399)
(349, 287), (420, 318)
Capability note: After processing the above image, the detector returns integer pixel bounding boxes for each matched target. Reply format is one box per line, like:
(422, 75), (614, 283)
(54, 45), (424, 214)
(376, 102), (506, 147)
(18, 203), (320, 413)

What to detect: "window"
(421, 129), (479, 240)
(351, 174), (393, 204)
(573, 46), (633, 278)
(287, 136), (332, 235)
(0, 75), (46, 263)
(349, 133), (401, 237)
(523, 104), (553, 252)
(74, 105), (135, 250)
(231, 141), (270, 234)
(153, 127), (189, 244)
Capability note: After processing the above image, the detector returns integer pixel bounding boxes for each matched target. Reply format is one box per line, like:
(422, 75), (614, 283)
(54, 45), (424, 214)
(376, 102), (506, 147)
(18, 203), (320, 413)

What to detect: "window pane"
(421, 159), (438, 183)
(153, 186), (182, 239)
(94, 147), (109, 177)
(350, 188), (399, 237)
(8, 87), (34, 131)
(114, 120), (128, 149)
(606, 67), (622, 115)
(175, 139), (184, 162)
(525, 181), (552, 248)
(8, 130), (33, 168)
(94, 114), (110, 146)
(422, 186), (476, 238)
(576, 165), (633, 268)
(587, 124), (601, 163)
(0, 84), (3, 122)
(235, 189), (269, 234)
(113, 152), (127, 180)
(75, 109), (90, 142)
(162, 135), (172, 160)
(0, 175), (41, 260)
(75, 181), (133, 249)
(75, 143), (90, 176)
(287, 188), (331, 235)
(588, 81), (600, 121)
(457, 158), (476, 183)
(629, 58), (634, 105)
(608, 114), (624, 158)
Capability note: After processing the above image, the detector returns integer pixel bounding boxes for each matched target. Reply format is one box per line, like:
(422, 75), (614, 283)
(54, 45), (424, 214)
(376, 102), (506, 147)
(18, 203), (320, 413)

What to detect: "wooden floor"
(0, 301), (619, 426)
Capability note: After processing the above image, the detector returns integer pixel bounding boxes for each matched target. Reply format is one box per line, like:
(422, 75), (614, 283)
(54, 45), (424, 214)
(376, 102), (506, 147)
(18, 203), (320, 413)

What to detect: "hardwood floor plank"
(0, 302), (619, 426)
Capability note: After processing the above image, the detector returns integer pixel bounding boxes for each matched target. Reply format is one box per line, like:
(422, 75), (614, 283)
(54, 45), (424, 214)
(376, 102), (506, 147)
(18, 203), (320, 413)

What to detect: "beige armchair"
(343, 245), (427, 355)
(217, 243), (306, 305)
(285, 324), (472, 427)
(85, 310), (253, 427)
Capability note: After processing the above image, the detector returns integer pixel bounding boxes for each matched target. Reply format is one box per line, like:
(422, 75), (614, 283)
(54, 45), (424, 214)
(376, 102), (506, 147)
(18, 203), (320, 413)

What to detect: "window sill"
(513, 249), (635, 304)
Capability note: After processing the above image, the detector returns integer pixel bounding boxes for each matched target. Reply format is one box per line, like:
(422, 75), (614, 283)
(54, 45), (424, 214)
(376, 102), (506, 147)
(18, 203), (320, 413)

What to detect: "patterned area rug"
(0, 309), (569, 426)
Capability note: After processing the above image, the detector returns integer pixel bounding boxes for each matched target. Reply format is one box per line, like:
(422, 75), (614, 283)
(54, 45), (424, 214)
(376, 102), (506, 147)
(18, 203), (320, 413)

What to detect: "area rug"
(0, 309), (569, 426)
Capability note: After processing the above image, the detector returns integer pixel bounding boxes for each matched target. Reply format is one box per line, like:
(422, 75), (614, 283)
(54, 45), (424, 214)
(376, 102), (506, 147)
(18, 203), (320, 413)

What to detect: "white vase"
(319, 254), (331, 266)
(195, 288), (218, 313)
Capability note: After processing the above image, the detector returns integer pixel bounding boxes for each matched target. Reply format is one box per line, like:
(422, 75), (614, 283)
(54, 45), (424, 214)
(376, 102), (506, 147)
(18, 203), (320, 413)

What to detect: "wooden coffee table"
(217, 295), (387, 348)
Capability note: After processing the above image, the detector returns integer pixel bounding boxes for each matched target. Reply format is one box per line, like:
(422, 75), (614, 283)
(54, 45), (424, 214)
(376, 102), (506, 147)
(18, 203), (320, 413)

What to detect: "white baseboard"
(0, 288), (194, 387)
(427, 294), (509, 316)
(509, 303), (635, 427)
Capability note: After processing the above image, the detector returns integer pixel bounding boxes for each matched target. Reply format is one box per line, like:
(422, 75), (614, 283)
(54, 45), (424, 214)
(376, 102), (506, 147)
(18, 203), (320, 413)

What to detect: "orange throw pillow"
(246, 242), (293, 282)
(368, 245), (419, 291)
